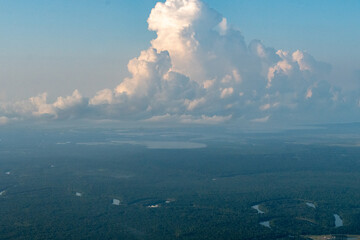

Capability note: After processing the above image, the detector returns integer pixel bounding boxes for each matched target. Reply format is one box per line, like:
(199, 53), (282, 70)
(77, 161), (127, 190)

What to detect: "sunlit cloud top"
(1, 0), (360, 126)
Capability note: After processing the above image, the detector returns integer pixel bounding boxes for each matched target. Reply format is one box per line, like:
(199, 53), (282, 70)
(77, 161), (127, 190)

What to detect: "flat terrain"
(1, 124), (360, 239)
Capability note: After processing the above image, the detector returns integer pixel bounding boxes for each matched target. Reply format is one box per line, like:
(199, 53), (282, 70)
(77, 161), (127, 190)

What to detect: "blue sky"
(209, 0), (360, 65)
(0, 0), (360, 125)
(1, 0), (359, 60)
(1, 0), (359, 99)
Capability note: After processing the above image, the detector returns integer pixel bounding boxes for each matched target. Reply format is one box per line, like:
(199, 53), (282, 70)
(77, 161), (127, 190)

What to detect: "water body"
(112, 199), (121, 206)
(56, 142), (71, 145)
(148, 204), (160, 208)
(334, 214), (343, 227)
(78, 141), (206, 149)
(260, 221), (271, 228)
(306, 202), (316, 209)
(252, 205), (265, 214)
(117, 141), (207, 149)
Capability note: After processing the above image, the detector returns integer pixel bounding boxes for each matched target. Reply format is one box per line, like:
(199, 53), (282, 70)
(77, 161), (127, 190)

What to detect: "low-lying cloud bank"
(1, 0), (359, 126)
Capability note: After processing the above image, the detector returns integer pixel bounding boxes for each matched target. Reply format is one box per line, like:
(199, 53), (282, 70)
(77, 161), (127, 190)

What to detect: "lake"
(252, 204), (265, 214)
(306, 202), (316, 209)
(260, 221), (271, 228)
(334, 214), (343, 227)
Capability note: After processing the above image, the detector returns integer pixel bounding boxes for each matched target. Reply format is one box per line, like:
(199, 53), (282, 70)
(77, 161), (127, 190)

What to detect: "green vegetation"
(1, 126), (360, 239)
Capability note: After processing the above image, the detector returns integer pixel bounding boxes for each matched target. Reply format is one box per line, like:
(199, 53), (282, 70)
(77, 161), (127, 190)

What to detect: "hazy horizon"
(2, 2), (360, 239)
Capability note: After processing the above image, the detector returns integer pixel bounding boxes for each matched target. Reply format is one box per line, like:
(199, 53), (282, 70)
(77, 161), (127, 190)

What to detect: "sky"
(0, 0), (359, 126)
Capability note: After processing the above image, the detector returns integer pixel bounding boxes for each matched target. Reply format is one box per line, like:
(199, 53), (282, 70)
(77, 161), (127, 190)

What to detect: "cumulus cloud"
(180, 114), (232, 124)
(0, 0), (358, 126)
(89, 89), (114, 105)
(185, 97), (206, 111)
(251, 115), (270, 123)
(53, 90), (83, 110)
(115, 48), (172, 97)
(144, 113), (232, 125)
(29, 93), (57, 116)
(220, 88), (234, 99)
(0, 116), (9, 125)
(0, 90), (86, 120)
